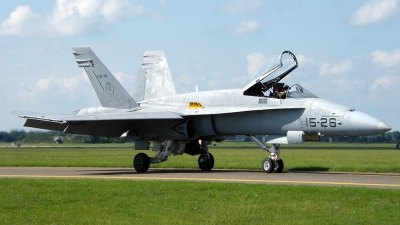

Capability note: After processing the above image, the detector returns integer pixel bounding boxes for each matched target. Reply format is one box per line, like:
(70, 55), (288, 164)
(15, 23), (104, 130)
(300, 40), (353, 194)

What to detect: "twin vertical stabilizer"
(133, 51), (177, 101)
(72, 47), (138, 109)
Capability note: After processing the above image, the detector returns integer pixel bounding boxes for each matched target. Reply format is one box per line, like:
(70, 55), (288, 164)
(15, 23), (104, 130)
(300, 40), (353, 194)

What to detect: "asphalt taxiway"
(1, 167), (400, 189)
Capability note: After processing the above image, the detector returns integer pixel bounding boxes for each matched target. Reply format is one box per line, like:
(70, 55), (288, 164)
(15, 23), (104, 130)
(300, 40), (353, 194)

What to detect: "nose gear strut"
(248, 135), (284, 173)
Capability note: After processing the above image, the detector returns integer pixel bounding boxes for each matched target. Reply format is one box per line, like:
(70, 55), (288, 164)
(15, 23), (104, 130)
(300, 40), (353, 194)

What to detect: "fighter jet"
(12, 47), (391, 173)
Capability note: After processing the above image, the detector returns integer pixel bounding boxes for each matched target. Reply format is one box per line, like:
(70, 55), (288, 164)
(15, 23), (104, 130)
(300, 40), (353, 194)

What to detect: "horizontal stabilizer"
(24, 119), (68, 131)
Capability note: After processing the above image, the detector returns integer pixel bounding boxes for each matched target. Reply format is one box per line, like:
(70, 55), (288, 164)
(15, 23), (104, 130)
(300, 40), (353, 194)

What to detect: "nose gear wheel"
(262, 158), (274, 173)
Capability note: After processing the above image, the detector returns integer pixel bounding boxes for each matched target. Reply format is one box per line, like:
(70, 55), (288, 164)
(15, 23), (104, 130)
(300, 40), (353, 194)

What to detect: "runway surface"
(1, 167), (400, 189)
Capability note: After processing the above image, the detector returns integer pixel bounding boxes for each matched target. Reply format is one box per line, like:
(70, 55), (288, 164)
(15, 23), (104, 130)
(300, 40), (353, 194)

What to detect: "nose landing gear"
(249, 135), (284, 173)
(262, 158), (284, 173)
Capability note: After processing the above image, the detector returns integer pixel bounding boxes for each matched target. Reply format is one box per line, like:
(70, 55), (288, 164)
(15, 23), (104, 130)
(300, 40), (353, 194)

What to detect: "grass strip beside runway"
(1, 179), (399, 224)
(0, 143), (399, 173)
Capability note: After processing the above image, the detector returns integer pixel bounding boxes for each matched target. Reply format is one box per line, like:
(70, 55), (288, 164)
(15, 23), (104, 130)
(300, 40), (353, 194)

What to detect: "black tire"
(262, 158), (275, 173)
(198, 153), (214, 171)
(274, 159), (284, 173)
(133, 153), (150, 172)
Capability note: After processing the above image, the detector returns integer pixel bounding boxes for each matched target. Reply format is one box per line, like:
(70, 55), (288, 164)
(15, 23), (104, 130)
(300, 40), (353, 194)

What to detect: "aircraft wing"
(12, 104), (303, 136)
(13, 104), (301, 124)
(11, 110), (184, 136)
(12, 110), (182, 123)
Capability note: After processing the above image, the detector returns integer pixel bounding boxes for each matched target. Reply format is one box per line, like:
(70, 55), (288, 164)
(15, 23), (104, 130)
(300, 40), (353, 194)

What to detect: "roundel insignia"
(105, 82), (114, 95)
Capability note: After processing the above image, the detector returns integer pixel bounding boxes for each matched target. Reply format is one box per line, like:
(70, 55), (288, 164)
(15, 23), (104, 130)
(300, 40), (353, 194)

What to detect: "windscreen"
(287, 84), (318, 98)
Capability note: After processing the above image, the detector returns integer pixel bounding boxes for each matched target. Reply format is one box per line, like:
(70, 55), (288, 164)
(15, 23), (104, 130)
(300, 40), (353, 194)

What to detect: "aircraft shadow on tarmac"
(82, 168), (274, 176)
(288, 167), (330, 172)
(79, 168), (400, 177)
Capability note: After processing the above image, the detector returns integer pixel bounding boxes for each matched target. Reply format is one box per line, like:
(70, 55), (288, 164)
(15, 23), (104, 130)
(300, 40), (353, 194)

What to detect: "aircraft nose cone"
(343, 111), (391, 136)
(378, 122), (391, 134)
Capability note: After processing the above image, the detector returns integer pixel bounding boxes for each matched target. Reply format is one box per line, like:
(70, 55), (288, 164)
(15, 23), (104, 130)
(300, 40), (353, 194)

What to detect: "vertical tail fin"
(133, 51), (177, 101)
(72, 47), (138, 109)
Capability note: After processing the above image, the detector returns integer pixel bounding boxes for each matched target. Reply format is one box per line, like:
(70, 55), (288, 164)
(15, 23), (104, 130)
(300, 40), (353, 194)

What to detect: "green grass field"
(1, 178), (399, 224)
(1, 142), (399, 173)
(1, 142), (400, 224)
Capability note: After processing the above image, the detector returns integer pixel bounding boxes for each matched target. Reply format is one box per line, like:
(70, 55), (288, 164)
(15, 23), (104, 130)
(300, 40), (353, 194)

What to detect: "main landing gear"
(133, 153), (150, 172)
(132, 140), (214, 172)
(197, 140), (214, 171)
(198, 152), (214, 171)
(248, 135), (284, 173)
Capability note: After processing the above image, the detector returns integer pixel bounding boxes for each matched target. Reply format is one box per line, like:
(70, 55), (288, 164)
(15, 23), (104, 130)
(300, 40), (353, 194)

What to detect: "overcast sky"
(0, 0), (399, 132)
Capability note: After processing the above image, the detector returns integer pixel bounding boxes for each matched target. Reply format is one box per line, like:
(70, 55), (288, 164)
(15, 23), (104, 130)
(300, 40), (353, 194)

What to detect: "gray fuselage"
(124, 89), (389, 141)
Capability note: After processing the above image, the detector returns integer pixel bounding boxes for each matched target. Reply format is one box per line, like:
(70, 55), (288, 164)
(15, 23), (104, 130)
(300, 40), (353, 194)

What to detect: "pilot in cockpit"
(271, 83), (289, 99)
(278, 85), (289, 99)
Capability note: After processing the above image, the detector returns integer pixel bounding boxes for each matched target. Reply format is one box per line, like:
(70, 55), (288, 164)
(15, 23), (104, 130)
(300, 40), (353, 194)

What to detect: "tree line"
(1, 129), (399, 144)
(320, 131), (400, 143)
(0, 130), (126, 144)
(238, 132), (400, 143)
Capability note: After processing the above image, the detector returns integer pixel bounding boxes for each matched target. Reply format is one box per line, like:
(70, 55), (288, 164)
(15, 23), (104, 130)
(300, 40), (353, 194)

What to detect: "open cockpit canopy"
(243, 51), (298, 96)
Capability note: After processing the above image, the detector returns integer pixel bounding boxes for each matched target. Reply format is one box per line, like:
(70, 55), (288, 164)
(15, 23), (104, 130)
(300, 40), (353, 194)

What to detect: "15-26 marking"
(306, 118), (337, 127)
